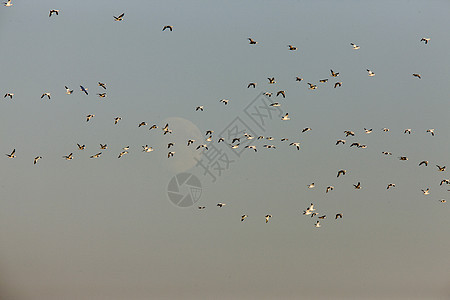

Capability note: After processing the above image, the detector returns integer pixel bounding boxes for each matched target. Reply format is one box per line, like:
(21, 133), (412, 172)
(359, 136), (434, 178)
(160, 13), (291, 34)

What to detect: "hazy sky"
(1, 0), (450, 299)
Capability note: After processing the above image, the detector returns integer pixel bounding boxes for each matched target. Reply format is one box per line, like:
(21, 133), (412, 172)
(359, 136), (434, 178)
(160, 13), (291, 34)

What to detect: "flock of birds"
(3, 1), (445, 227)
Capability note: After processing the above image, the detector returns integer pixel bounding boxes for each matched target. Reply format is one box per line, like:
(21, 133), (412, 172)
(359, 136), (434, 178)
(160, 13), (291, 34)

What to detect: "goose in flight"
(288, 45), (297, 50)
(439, 199), (446, 203)
(263, 92), (272, 97)
(65, 86), (73, 94)
(86, 114), (95, 122)
(162, 25), (173, 31)
(269, 101), (280, 107)
(122, 146), (130, 151)
(337, 170), (346, 177)
(350, 142), (360, 148)
(244, 133), (254, 140)
(205, 130), (214, 136)
(196, 106), (204, 111)
(302, 127), (311, 133)
(63, 153), (73, 160)
(404, 129), (412, 134)
(217, 203), (226, 207)
(314, 221), (321, 228)
(364, 128), (373, 134)
(90, 152), (102, 159)
(382, 128), (390, 132)
(350, 43), (360, 49)
(248, 38), (258, 44)
(420, 38), (430, 44)
(245, 145), (257, 152)
(4, 93), (14, 99)
(426, 129), (435, 136)
(218, 137), (225, 143)
(307, 183), (315, 189)
(138, 122), (147, 127)
(41, 93), (51, 99)
(281, 113), (290, 120)
(268, 77), (276, 84)
(412, 73), (421, 79)
(419, 160), (428, 166)
(280, 138), (288, 142)
(334, 82), (342, 88)
(247, 82), (256, 88)
(167, 143), (174, 149)
(336, 139), (346, 145)
(4, 0), (12, 6)
(276, 90), (286, 98)
(382, 151), (392, 155)
(265, 215), (272, 223)
(97, 93), (106, 98)
(230, 144), (240, 149)
(436, 165), (446, 172)
(358, 144), (367, 149)
(307, 83), (317, 90)
(98, 82), (106, 89)
(34, 156), (42, 165)
(263, 144), (276, 149)
(344, 130), (355, 137)
(296, 77), (303, 82)
(114, 117), (121, 124)
(77, 143), (85, 150)
(196, 144), (208, 150)
(80, 85), (88, 95)
(318, 215), (326, 219)
(219, 99), (229, 105)
(49, 10), (59, 17)
(319, 79), (328, 83)
(290, 142), (300, 150)
(198, 206), (206, 209)
(6, 149), (15, 158)
(187, 139), (195, 146)
(353, 182), (361, 189)
(421, 188), (430, 195)
(440, 179), (450, 186)
(241, 215), (248, 222)
(367, 69), (375, 76)
(163, 123), (172, 135)
(387, 183), (396, 189)
(399, 156), (408, 161)
(142, 145), (154, 152)
(335, 213), (343, 219)
(326, 186), (334, 193)
(330, 69), (340, 77)
(168, 151), (175, 158)
(118, 151), (128, 158)
(114, 13), (125, 21)
(100, 144), (107, 150)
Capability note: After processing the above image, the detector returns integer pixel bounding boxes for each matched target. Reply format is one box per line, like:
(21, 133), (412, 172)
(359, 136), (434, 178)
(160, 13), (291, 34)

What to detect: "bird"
(358, 144), (367, 149)
(276, 91), (286, 98)
(267, 77), (276, 84)
(337, 170), (346, 177)
(41, 93), (51, 99)
(439, 199), (446, 203)
(326, 186), (334, 193)
(288, 45), (297, 50)
(382, 151), (392, 155)
(100, 144), (107, 150)
(167, 143), (174, 149)
(422, 188), (430, 195)
(440, 179), (450, 186)
(230, 144), (240, 149)
(382, 128), (390, 132)
(353, 182), (362, 189)
(303, 203), (316, 215)
(426, 129), (435, 136)
(6, 149), (15, 158)
(163, 123), (172, 135)
(364, 128), (373, 134)
(399, 156), (408, 161)
(247, 82), (257, 88)
(311, 212), (318, 218)
(302, 127), (311, 133)
(290, 142), (300, 150)
(281, 138), (289, 142)
(142, 145), (154, 152)
(296, 77), (303, 82)
(307, 83), (317, 90)
(198, 206), (206, 210)
(330, 69), (340, 77)
(162, 25), (173, 31)
(4, 93), (14, 99)
(98, 82), (107, 89)
(63, 153), (73, 160)
(335, 213), (343, 219)
(318, 215), (326, 219)
(196, 144), (208, 150)
(248, 38), (258, 44)
(344, 130), (355, 137)
(350, 43), (360, 49)
(281, 113), (290, 120)
(196, 106), (204, 111)
(263, 144), (276, 149)
(65, 86), (73, 94)
(404, 129), (412, 134)
(77, 143), (85, 150)
(244, 133), (254, 140)
(114, 117), (122, 124)
(219, 99), (229, 105)
(387, 183), (396, 189)
(138, 122), (147, 127)
(307, 183), (315, 189)
(49, 9), (59, 17)
(413, 73), (421, 79)
(118, 151), (128, 158)
(334, 82), (342, 88)
(205, 130), (214, 136)
(187, 139), (195, 146)
(420, 38), (430, 44)
(4, 0), (12, 6)
(33, 156), (42, 165)
(123, 146), (130, 151)
(97, 93), (106, 98)
(86, 114), (95, 122)
(367, 69), (375, 76)
(217, 203), (226, 207)
(148, 124), (158, 131)
(436, 165), (446, 172)
(168, 151), (175, 158)
(314, 221), (321, 228)
(319, 79), (328, 83)
(263, 92), (272, 97)
(418, 160), (427, 167)
(80, 85), (88, 95)
(350, 142), (360, 148)
(218, 137), (225, 143)
(245, 145), (257, 152)
(336, 139), (346, 145)
(114, 13), (125, 21)
(265, 215), (272, 223)
(241, 215), (248, 222)
(90, 152), (102, 159)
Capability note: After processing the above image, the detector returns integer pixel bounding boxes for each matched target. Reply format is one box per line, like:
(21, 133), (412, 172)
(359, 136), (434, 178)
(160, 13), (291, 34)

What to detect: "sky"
(1, 0), (450, 299)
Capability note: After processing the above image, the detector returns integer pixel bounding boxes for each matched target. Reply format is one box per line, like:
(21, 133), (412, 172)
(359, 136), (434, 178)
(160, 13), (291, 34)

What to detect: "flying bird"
(49, 9), (59, 17)
(4, 93), (14, 99)
(276, 91), (286, 98)
(219, 99), (229, 105)
(217, 203), (226, 207)
(413, 73), (421, 79)
(77, 143), (85, 150)
(4, 0), (12, 6)
(65, 86), (73, 94)
(288, 45), (297, 50)
(399, 156), (408, 161)
(421, 188), (430, 195)
(330, 69), (340, 77)
(114, 13), (125, 21)
(41, 93), (51, 99)
(80, 85), (88, 95)
(98, 82), (107, 89)
(97, 93), (106, 98)
(241, 215), (248, 222)
(314, 221), (321, 228)
(248, 38), (258, 44)
(335, 213), (343, 219)
(353, 182), (362, 189)
(247, 82), (256, 88)
(404, 129), (412, 134)
(302, 127), (311, 133)
(387, 183), (396, 189)
(245, 145), (257, 152)
(90, 152), (102, 159)
(337, 170), (346, 177)
(290, 142), (300, 150)
(118, 151), (128, 158)
(268, 77), (276, 84)
(419, 160), (428, 166)
(86, 114), (95, 122)
(319, 79), (328, 83)
(34, 156), (42, 165)
(265, 215), (272, 223)
(296, 77), (303, 82)
(420, 38), (430, 44)
(196, 106), (204, 111)
(100, 144), (107, 150)
(114, 117), (121, 124)
(138, 122), (147, 127)
(281, 113), (290, 120)
(336, 139), (346, 145)
(168, 151), (175, 158)
(426, 129), (435, 136)
(366, 69), (375, 76)
(334, 82), (342, 88)
(350, 43), (360, 49)
(63, 153), (73, 160)
(162, 25), (173, 31)
(326, 186), (334, 193)
(436, 165), (446, 172)
(308, 183), (315, 189)
(6, 149), (15, 158)
(307, 83), (317, 90)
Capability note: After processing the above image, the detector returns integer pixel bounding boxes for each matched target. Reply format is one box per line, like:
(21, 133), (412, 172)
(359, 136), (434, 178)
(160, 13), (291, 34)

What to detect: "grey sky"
(1, 0), (450, 299)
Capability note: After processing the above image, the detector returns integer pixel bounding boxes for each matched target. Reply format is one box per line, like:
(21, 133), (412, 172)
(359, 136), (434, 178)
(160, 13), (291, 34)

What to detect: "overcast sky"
(1, 0), (450, 299)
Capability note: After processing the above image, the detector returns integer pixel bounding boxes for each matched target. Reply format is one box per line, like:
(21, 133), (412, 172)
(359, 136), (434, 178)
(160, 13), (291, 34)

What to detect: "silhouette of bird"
(114, 13), (125, 21)
(162, 25), (173, 31)
(49, 9), (59, 17)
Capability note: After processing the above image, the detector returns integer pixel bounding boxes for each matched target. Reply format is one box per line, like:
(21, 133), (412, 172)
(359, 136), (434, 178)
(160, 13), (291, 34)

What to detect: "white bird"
(289, 142), (300, 150)
(123, 146), (130, 150)
(162, 25), (174, 31)
(367, 69), (375, 76)
(404, 128), (412, 134)
(265, 215), (272, 223)
(314, 221), (321, 228)
(86, 114), (95, 122)
(350, 43), (360, 49)
(217, 203), (226, 207)
(421, 188), (430, 195)
(326, 186), (334, 193)
(49, 9), (59, 17)
(114, 13), (125, 21)
(281, 113), (290, 120)
(6, 149), (15, 158)
(364, 128), (373, 134)
(426, 129), (435, 136)
(142, 145), (154, 152)
(4, 0), (12, 6)
(168, 151), (175, 158)
(65, 86), (73, 94)
(307, 183), (315, 189)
